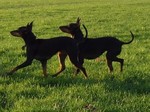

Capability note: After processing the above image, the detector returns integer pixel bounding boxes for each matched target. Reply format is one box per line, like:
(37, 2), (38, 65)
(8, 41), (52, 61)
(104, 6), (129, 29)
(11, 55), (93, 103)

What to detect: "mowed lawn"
(0, 0), (150, 111)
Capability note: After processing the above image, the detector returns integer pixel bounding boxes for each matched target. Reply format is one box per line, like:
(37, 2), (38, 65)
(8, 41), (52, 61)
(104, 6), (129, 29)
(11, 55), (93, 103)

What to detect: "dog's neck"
(72, 28), (84, 41)
(22, 32), (36, 46)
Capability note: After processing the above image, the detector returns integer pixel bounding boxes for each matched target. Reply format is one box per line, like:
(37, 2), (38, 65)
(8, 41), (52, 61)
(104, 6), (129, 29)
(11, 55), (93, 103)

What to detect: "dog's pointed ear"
(27, 21), (33, 31)
(76, 17), (81, 25)
(59, 26), (71, 34)
(29, 21), (33, 26)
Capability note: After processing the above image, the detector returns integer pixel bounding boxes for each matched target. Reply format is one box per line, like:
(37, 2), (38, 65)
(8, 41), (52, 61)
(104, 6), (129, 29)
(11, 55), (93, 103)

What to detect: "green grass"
(0, 0), (150, 111)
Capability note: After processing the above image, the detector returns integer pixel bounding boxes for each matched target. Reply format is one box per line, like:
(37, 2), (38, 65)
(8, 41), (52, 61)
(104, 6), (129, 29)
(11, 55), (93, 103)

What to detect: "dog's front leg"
(75, 55), (84, 75)
(40, 60), (48, 77)
(7, 59), (33, 75)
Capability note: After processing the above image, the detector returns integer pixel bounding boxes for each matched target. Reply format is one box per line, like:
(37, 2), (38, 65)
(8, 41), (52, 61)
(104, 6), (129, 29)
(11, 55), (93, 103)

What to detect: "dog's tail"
(82, 24), (88, 38)
(122, 31), (134, 45)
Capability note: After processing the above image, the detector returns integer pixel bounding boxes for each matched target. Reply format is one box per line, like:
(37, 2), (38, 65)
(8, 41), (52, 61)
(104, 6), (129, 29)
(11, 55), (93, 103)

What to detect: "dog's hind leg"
(52, 51), (67, 77)
(113, 57), (124, 72)
(106, 50), (124, 72)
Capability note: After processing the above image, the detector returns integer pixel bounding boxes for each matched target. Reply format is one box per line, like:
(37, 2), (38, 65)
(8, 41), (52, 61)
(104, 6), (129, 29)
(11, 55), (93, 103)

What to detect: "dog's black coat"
(8, 22), (88, 78)
(59, 18), (134, 73)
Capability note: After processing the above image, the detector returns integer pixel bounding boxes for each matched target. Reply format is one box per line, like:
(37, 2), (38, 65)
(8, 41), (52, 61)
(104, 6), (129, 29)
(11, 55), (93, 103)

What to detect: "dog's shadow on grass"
(102, 71), (149, 95)
(37, 76), (99, 87)
(1, 72), (98, 87)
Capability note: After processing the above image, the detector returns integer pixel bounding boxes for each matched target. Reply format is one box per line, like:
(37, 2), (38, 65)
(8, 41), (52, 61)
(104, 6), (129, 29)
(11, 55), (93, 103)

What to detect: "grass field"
(0, 0), (150, 111)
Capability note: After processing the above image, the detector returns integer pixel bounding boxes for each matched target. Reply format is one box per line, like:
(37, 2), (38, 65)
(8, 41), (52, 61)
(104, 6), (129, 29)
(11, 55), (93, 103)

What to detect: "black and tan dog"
(51, 18), (88, 77)
(7, 22), (88, 78)
(58, 18), (134, 74)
